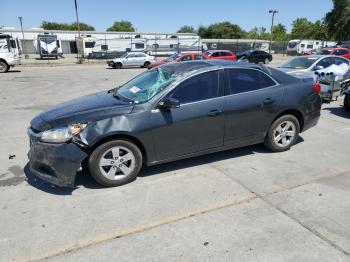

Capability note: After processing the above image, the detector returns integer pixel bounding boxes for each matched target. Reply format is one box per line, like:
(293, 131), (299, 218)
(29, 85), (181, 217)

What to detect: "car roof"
(159, 60), (271, 77)
(206, 50), (233, 53)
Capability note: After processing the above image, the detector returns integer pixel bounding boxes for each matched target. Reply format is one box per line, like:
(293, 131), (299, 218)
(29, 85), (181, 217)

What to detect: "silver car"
(107, 52), (155, 69)
(278, 55), (350, 79)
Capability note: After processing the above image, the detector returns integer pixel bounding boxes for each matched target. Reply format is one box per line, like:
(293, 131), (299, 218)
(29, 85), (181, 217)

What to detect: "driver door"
(150, 70), (225, 160)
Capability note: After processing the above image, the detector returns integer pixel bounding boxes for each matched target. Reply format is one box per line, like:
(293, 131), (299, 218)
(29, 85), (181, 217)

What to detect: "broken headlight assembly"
(40, 124), (87, 143)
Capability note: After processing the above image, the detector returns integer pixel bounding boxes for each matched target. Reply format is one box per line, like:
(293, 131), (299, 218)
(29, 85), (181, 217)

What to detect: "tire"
(344, 93), (350, 111)
(143, 61), (151, 68)
(88, 139), (143, 187)
(264, 115), (300, 152)
(112, 63), (117, 69)
(0, 60), (9, 73)
(264, 58), (270, 64)
(115, 63), (122, 69)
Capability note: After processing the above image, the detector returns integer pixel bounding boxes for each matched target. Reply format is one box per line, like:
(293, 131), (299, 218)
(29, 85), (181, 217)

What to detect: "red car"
(306, 47), (350, 59)
(148, 53), (206, 69)
(203, 50), (237, 61)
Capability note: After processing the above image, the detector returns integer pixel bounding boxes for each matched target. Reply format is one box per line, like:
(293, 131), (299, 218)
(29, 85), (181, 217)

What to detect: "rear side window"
(170, 71), (219, 103)
(335, 49), (349, 55)
(220, 52), (231, 56)
(334, 57), (349, 65)
(227, 69), (276, 94)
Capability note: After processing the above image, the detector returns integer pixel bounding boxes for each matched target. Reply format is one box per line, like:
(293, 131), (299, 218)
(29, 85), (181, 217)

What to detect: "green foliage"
(177, 26), (196, 33)
(325, 0), (350, 40)
(290, 18), (328, 40)
(41, 21), (95, 31)
(245, 26), (270, 40)
(197, 22), (244, 39)
(272, 23), (289, 41)
(107, 20), (135, 32)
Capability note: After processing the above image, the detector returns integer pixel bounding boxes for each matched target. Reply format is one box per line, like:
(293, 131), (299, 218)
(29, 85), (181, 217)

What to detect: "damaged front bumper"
(27, 128), (88, 188)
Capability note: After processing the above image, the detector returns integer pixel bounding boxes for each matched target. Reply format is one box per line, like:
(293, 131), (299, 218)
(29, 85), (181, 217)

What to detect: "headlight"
(40, 124), (87, 143)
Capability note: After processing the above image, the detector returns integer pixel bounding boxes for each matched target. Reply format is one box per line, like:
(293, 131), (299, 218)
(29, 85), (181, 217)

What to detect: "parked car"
(27, 60), (322, 188)
(107, 52), (155, 69)
(278, 55), (350, 78)
(148, 53), (205, 69)
(314, 48), (350, 60)
(203, 50), (237, 61)
(237, 50), (272, 64)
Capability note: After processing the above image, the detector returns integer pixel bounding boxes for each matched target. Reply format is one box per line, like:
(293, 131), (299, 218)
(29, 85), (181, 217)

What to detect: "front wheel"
(344, 93), (350, 111)
(0, 60), (9, 73)
(88, 140), (143, 187)
(264, 115), (300, 152)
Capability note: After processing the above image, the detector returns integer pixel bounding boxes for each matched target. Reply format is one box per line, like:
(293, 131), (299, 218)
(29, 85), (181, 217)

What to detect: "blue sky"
(0, 0), (333, 33)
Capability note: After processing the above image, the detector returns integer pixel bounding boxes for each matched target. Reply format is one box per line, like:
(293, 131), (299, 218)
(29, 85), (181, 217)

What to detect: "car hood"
(30, 91), (134, 132)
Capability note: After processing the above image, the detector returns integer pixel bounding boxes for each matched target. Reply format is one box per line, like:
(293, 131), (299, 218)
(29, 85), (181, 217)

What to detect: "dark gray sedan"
(27, 60), (322, 187)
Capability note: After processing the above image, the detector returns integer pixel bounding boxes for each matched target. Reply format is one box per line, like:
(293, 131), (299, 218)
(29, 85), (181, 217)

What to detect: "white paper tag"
(129, 86), (141, 93)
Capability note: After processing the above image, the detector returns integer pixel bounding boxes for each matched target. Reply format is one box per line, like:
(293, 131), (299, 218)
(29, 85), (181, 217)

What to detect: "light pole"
(268, 10), (278, 54)
(74, 0), (83, 63)
(18, 16), (25, 56)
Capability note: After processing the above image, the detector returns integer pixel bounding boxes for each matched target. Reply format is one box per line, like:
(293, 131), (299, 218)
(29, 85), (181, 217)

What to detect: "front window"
(288, 41), (298, 48)
(170, 71), (219, 104)
(85, 42), (95, 48)
(280, 57), (318, 69)
(164, 54), (180, 62)
(116, 68), (178, 103)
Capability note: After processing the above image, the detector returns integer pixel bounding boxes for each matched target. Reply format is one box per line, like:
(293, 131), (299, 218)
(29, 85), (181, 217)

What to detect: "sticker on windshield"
(129, 86), (141, 93)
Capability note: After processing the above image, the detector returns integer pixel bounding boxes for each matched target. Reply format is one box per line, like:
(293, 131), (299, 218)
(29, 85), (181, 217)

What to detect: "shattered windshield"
(116, 68), (178, 103)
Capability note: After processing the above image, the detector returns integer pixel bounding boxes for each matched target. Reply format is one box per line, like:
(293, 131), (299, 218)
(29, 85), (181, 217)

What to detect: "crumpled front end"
(27, 128), (88, 188)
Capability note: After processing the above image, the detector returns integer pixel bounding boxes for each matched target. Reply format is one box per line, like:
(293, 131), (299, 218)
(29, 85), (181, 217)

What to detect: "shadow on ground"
(323, 107), (350, 119)
(23, 139), (304, 195)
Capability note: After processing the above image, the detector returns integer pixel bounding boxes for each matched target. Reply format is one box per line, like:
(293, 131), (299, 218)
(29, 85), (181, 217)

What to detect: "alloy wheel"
(99, 146), (136, 180)
(273, 120), (296, 148)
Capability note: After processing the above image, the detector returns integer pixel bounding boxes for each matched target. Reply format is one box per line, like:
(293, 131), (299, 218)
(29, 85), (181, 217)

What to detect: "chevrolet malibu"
(27, 60), (322, 188)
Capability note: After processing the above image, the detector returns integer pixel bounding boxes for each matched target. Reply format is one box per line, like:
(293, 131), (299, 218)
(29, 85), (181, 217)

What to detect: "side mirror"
(158, 98), (180, 109)
(314, 65), (324, 71)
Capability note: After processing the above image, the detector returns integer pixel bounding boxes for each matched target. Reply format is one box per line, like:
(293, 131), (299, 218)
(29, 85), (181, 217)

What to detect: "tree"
(309, 20), (328, 40)
(291, 18), (313, 39)
(41, 21), (95, 31)
(197, 22), (244, 39)
(272, 23), (289, 41)
(107, 20), (135, 32)
(325, 0), (350, 40)
(177, 25), (196, 33)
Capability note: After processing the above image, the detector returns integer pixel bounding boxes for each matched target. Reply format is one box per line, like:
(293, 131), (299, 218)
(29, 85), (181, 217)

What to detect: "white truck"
(0, 34), (21, 73)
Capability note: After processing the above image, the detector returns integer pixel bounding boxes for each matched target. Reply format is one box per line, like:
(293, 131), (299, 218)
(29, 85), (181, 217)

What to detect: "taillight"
(312, 83), (321, 94)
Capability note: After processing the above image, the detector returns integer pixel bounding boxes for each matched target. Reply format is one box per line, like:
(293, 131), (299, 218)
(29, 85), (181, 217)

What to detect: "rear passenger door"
(134, 53), (146, 66)
(220, 51), (233, 60)
(224, 68), (284, 146)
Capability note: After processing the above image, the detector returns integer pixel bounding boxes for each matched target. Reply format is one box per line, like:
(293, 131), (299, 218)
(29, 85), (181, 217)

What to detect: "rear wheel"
(0, 60), (9, 73)
(344, 93), (350, 111)
(143, 61), (151, 68)
(264, 115), (300, 152)
(88, 140), (142, 187)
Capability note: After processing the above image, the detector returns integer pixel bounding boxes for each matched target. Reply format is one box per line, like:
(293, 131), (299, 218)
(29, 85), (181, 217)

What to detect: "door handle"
(207, 109), (223, 117)
(263, 98), (275, 105)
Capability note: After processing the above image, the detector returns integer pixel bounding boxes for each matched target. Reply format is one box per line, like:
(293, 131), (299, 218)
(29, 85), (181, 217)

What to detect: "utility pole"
(74, 0), (83, 63)
(18, 17), (25, 57)
(269, 10), (278, 54)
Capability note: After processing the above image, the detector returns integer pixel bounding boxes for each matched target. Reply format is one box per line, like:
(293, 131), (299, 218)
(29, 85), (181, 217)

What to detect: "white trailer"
(287, 39), (337, 55)
(34, 34), (61, 59)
